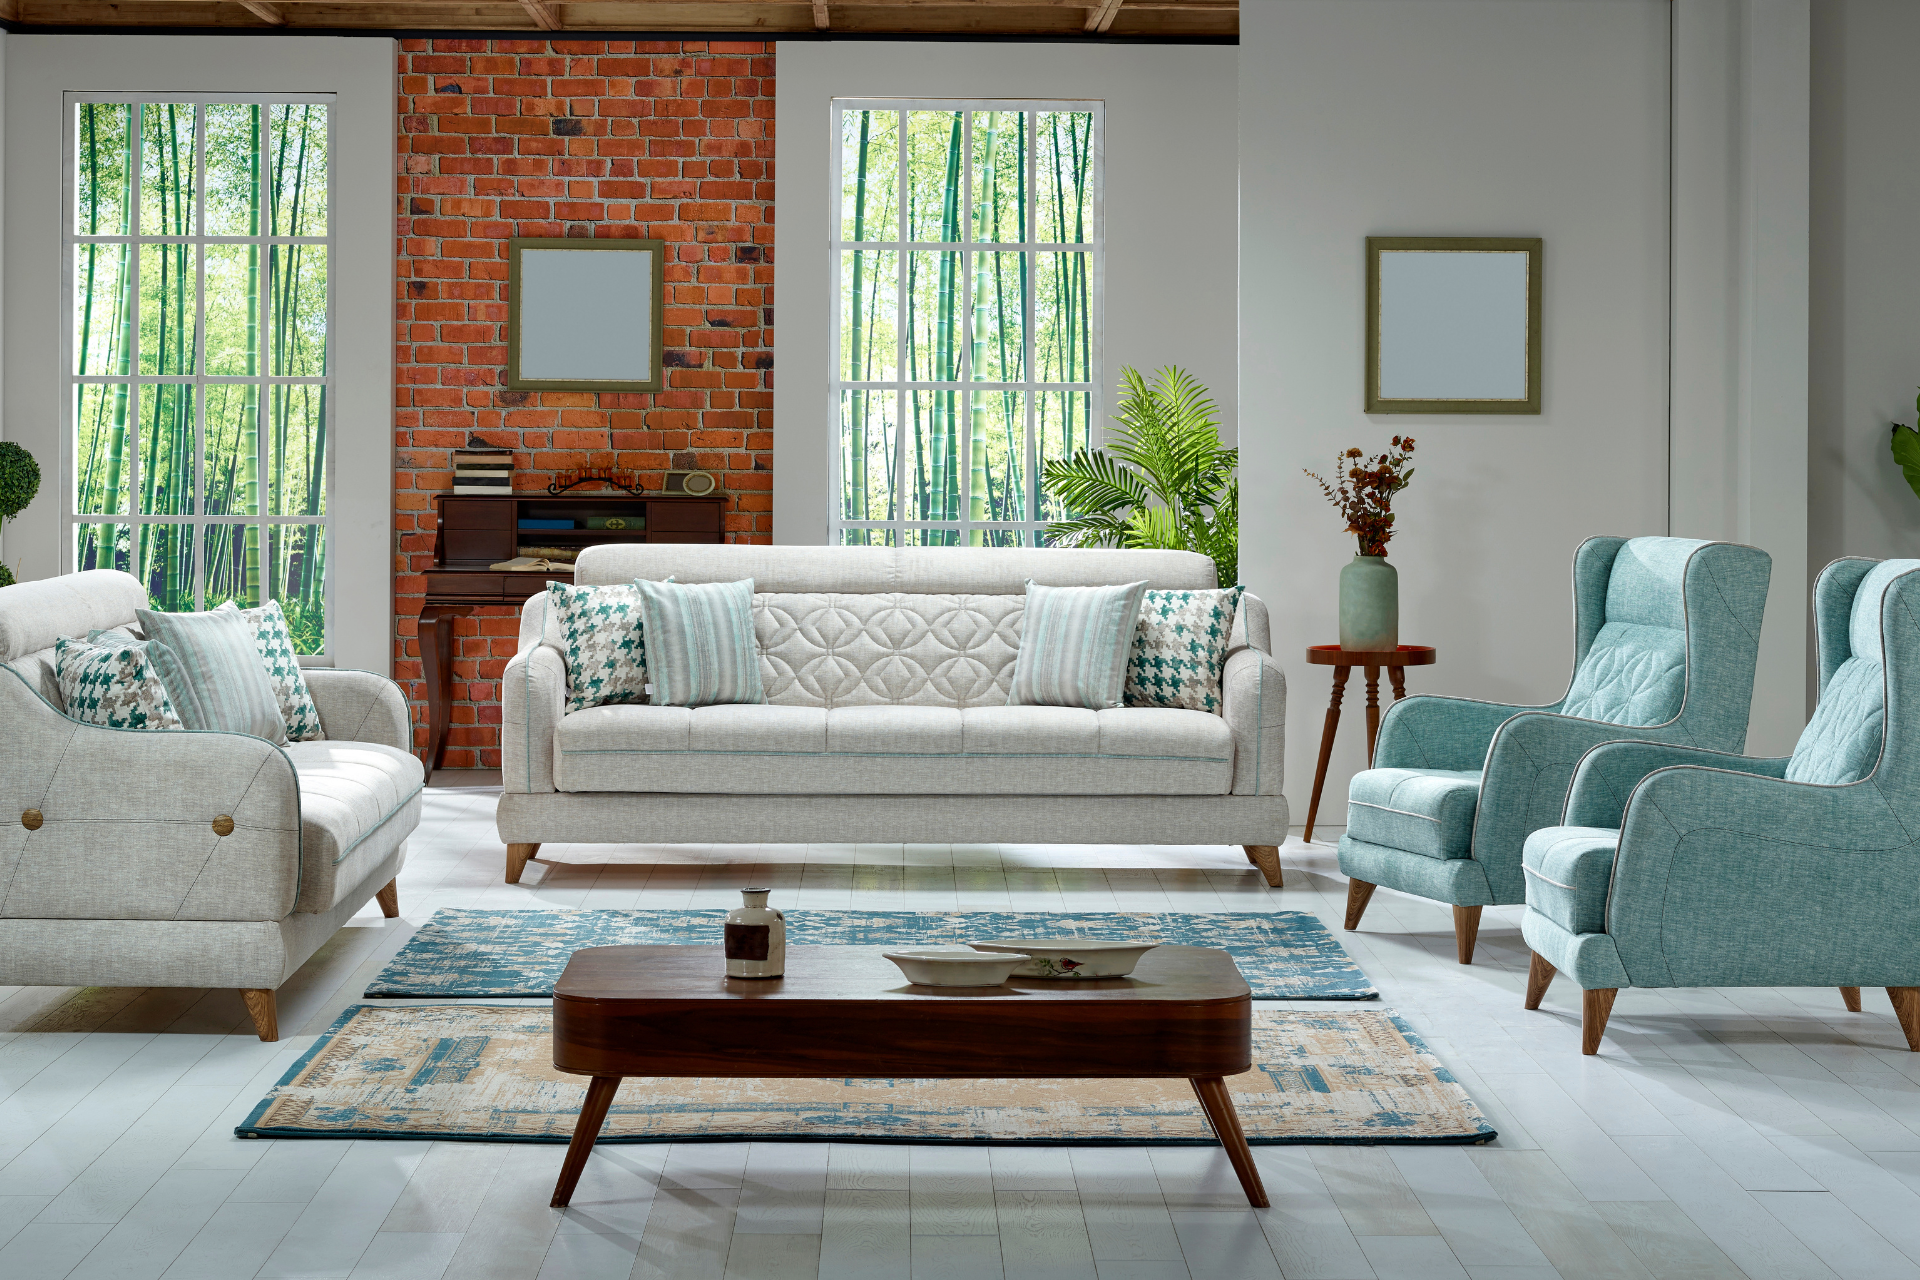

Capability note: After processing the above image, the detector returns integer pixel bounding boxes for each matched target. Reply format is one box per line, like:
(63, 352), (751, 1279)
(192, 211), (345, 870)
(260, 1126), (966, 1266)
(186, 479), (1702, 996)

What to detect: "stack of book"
(452, 445), (514, 494)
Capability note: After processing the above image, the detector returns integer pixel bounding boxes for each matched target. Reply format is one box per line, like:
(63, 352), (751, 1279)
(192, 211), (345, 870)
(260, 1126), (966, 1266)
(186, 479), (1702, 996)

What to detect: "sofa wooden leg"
(375, 878), (399, 919)
(241, 989), (279, 1042)
(1242, 845), (1283, 888)
(506, 843), (540, 884)
(1525, 952), (1556, 1010)
(1840, 986), (1862, 1013)
(1581, 988), (1617, 1055)
(1344, 879), (1376, 931)
(1889, 988), (1920, 1051)
(1453, 905), (1483, 965)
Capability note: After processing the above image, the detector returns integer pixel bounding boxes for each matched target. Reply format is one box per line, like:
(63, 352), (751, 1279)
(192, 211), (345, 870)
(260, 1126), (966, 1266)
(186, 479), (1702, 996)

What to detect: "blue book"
(518, 519), (575, 530)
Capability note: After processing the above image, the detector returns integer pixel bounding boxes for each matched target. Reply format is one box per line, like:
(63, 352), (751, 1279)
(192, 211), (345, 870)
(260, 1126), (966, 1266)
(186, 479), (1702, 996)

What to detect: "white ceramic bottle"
(724, 887), (786, 979)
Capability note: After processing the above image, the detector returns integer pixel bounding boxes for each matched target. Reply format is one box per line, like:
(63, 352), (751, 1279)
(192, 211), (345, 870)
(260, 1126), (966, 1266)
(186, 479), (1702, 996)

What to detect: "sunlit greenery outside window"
(832, 100), (1100, 547)
(66, 95), (333, 656)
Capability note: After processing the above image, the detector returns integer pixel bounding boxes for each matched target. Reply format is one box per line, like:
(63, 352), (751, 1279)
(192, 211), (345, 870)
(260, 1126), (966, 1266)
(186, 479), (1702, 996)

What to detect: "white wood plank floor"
(4, 776), (1920, 1280)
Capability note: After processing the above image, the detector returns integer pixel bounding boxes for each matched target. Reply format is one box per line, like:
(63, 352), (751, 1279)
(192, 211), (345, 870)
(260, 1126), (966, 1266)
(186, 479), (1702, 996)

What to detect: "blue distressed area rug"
(364, 909), (1378, 1001)
(238, 1005), (1491, 1146)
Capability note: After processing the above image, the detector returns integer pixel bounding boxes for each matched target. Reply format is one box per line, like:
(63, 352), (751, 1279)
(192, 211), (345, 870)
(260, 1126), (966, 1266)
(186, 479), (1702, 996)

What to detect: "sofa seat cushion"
(1345, 768), (1481, 859)
(285, 741), (424, 913)
(1522, 825), (1619, 935)
(551, 704), (1232, 796)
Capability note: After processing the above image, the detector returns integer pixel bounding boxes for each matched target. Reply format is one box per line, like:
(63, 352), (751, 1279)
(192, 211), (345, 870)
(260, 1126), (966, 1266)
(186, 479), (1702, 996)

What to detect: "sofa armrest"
(1565, 740), (1791, 829)
(0, 665), (304, 922)
(305, 668), (412, 753)
(1229, 592), (1273, 656)
(502, 644), (566, 794)
(1223, 646), (1284, 795)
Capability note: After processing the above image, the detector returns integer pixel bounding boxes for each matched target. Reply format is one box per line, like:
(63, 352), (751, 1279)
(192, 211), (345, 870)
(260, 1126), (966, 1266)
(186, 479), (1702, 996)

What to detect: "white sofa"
(498, 545), (1288, 885)
(0, 570), (423, 1040)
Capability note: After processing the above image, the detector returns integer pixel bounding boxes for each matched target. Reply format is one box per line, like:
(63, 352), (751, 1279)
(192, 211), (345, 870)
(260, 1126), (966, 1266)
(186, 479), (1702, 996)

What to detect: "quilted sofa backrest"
(1785, 558), (1919, 786)
(572, 544), (1218, 593)
(0, 569), (149, 712)
(1558, 538), (1694, 726)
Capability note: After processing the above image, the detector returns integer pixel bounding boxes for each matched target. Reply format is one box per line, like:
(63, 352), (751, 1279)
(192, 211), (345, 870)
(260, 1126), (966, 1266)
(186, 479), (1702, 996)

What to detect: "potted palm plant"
(1040, 366), (1238, 587)
(1306, 437), (1416, 652)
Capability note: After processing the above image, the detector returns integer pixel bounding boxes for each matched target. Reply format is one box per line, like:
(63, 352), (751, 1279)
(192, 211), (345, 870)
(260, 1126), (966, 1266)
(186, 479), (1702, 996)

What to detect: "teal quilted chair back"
(1785, 558), (1917, 787)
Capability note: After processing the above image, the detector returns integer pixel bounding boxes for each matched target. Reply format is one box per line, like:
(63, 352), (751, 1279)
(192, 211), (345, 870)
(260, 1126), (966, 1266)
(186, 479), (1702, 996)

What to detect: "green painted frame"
(1365, 236), (1542, 415)
(507, 237), (666, 393)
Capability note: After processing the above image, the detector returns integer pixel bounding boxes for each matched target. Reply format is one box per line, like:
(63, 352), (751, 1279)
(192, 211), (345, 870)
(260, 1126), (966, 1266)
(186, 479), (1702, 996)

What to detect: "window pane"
(139, 103), (199, 237)
(203, 522), (260, 610)
(980, 528), (1026, 548)
(839, 526), (894, 547)
(899, 527), (961, 547)
(840, 389), (897, 525)
(75, 522), (135, 574)
(905, 251), (961, 382)
(139, 523), (196, 612)
(205, 104), (263, 238)
(270, 104), (328, 237)
(138, 384), (196, 515)
(1036, 111), (1093, 244)
(904, 389), (963, 523)
(839, 250), (896, 382)
(906, 110), (963, 244)
(267, 524), (326, 654)
(839, 109), (898, 243)
(969, 111), (1026, 244)
(270, 245), (326, 377)
(967, 389), (1026, 528)
(73, 383), (132, 516)
(74, 242), (134, 376)
(1036, 390), (1092, 522)
(75, 103), (133, 237)
(204, 243), (262, 376)
(139, 243), (199, 375)
(1034, 252), (1091, 383)
(968, 252), (1024, 382)
(204, 381), (260, 516)
(269, 383), (326, 517)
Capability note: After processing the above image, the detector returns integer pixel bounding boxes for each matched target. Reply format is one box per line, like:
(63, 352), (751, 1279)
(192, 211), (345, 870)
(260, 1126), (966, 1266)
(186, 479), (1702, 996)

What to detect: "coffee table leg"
(1303, 666), (1351, 843)
(551, 1075), (622, 1207)
(1189, 1076), (1269, 1208)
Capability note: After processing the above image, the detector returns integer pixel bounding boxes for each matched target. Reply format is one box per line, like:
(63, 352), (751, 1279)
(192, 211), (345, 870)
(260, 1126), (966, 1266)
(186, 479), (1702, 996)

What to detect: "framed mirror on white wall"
(1366, 236), (1542, 414)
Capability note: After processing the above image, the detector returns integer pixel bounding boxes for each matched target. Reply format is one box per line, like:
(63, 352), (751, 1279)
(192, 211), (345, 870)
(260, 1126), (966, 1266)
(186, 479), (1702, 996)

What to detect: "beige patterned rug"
(238, 1005), (1494, 1145)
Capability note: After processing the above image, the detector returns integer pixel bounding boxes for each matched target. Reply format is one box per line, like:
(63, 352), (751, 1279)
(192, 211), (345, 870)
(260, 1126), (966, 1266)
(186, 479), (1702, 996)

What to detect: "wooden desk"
(419, 492), (725, 774)
(1302, 644), (1437, 843)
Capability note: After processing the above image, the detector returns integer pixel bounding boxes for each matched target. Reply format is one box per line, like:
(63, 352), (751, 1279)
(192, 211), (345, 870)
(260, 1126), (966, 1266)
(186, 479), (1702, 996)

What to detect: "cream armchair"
(0, 570), (423, 1040)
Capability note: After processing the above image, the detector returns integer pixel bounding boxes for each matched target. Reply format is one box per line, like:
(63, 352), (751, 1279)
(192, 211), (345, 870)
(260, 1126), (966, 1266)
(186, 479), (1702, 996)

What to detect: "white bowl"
(882, 949), (1027, 988)
(967, 939), (1161, 979)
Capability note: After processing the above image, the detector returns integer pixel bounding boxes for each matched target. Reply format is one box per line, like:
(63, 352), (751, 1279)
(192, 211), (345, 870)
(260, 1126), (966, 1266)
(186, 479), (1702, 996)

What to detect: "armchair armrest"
(1373, 694), (1546, 772)
(1565, 740), (1790, 829)
(305, 668), (412, 753)
(1223, 646), (1284, 795)
(501, 644), (566, 794)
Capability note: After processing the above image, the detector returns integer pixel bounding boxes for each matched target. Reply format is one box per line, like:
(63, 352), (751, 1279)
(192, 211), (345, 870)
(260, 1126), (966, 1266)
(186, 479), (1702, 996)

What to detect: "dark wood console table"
(419, 491), (725, 774)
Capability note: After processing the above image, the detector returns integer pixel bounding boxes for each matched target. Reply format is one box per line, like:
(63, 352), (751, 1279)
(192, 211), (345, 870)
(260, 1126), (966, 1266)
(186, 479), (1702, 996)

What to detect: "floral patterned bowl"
(966, 939), (1161, 979)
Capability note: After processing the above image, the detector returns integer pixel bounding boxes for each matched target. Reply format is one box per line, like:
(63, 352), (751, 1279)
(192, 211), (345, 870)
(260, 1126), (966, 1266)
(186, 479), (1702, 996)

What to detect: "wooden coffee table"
(549, 943), (1266, 1208)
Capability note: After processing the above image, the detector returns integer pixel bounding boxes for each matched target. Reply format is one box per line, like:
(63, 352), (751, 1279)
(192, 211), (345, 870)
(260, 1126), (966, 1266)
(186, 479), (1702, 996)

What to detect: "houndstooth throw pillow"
(55, 635), (184, 730)
(239, 600), (325, 741)
(1125, 586), (1244, 714)
(549, 579), (651, 712)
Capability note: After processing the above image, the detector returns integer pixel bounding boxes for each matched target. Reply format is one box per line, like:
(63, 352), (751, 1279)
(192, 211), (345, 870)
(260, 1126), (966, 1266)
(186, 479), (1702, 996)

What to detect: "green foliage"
(0, 441), (40, 523)
(1040, 366), (1239, 587)
(0, 563), (13, 589)
(1891, 390), (1920, 503)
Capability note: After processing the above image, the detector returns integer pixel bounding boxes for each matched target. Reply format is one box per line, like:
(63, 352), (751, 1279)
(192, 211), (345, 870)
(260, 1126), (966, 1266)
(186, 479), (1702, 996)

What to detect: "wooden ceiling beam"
(1085, 0), (1124, 32)
(811, 0), (826, 26)
(238, 0), (285, 19)
(518, 0), (561, 25)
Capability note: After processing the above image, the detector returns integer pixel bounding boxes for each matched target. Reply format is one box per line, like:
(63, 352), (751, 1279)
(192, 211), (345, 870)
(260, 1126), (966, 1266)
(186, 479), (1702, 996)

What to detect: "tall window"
(832, 100), (1101, 546)
(65, 95), (333, 655)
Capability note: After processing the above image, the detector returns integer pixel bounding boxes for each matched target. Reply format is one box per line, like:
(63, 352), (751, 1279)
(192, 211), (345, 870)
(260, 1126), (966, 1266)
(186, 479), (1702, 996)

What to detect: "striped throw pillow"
(1007, 579), (1150, 710)
(634, 577), (765, 708)
(137, 603), (289, 743)
(55, 635), (184, 730)
(1126, 586), (1244, 714)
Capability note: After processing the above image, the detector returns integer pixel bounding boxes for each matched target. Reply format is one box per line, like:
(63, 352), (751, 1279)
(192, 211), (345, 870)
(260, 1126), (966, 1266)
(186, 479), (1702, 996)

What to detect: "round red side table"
(1302, 644), (1438, 843)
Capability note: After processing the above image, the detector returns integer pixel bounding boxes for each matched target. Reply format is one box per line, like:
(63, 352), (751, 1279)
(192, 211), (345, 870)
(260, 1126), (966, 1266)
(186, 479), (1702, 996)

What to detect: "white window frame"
(828, 97), (1104, 547)
(61, 91), (335, 659)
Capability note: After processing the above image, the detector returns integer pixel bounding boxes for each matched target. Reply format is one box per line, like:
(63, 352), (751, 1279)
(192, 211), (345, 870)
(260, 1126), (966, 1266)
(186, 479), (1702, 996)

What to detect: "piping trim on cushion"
(1348, 800), (1442, 825)
(1521, 863), (1577, 891)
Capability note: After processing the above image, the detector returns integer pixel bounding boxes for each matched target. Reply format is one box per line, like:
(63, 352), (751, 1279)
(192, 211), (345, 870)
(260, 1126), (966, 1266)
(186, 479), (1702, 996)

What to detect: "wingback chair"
(1339, 536), (1772, 963)
(0, 570), (423, 1040)
(1523, 556), (1920, 1055)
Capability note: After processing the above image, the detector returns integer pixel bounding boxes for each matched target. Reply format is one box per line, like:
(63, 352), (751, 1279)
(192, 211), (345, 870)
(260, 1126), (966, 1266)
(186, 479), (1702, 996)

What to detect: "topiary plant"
(0, 441), (42, 589)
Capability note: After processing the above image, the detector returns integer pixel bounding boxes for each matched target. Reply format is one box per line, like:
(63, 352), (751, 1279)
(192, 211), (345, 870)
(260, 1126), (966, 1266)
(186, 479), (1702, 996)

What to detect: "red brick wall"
(393, 38), (774, 768)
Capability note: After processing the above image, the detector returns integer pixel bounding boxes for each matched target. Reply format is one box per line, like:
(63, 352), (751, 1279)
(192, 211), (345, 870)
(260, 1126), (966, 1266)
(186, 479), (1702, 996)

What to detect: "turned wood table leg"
(551, 1075), (622, 1207)
(417, 604), (459, 778)
(1190, 1076), (1268, 1208)
(1363, 666), (1383, 766)
(1303, 666), (1351, 843)
(1388, 665), (1407, 703)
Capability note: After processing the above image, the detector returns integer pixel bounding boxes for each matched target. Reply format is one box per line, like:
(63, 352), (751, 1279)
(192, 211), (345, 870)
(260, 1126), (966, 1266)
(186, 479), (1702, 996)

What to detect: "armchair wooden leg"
(1889, 988), (1920, 1051)
(1581, 988), (1617, 1055)
(241, 989), (279, 1042)
(1344, 879), (1376, 931)
(1840, 986), (1862, 1013)
(375, 878), (399, 919)
(1242, 845), (1283, 888)
(1452, 905), (1483, 965)
(506, 843), (540, 884)
(1525, 952), (1556, 1010)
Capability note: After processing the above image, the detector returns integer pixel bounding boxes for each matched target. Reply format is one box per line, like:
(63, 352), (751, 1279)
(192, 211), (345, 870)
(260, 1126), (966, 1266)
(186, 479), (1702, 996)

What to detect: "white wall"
(773, 40), (1238, 545)
(1241, 0), (1675, 826)
(2, 36), (394, 673)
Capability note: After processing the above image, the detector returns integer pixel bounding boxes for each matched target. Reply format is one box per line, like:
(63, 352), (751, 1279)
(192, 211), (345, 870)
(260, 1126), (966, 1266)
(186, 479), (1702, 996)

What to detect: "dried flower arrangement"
(1305, 437), (1417, 558)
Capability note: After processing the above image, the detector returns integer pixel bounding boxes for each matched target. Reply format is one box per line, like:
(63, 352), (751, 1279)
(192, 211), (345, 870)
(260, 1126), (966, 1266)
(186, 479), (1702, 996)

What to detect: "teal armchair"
(1339, 536), (1772, 962)
(1522, 557), (1920, 1055)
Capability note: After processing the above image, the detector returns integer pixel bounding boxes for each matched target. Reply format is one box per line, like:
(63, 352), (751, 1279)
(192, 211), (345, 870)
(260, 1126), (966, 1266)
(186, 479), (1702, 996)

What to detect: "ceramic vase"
(724, 888), (786, 979)
(1339, 555), (1399, 652)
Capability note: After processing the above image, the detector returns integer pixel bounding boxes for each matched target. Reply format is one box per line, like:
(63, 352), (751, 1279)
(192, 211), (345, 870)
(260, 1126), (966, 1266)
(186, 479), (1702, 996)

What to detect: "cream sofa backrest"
(0, 569), (148, 708)
(517, 545), (1269, 712)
